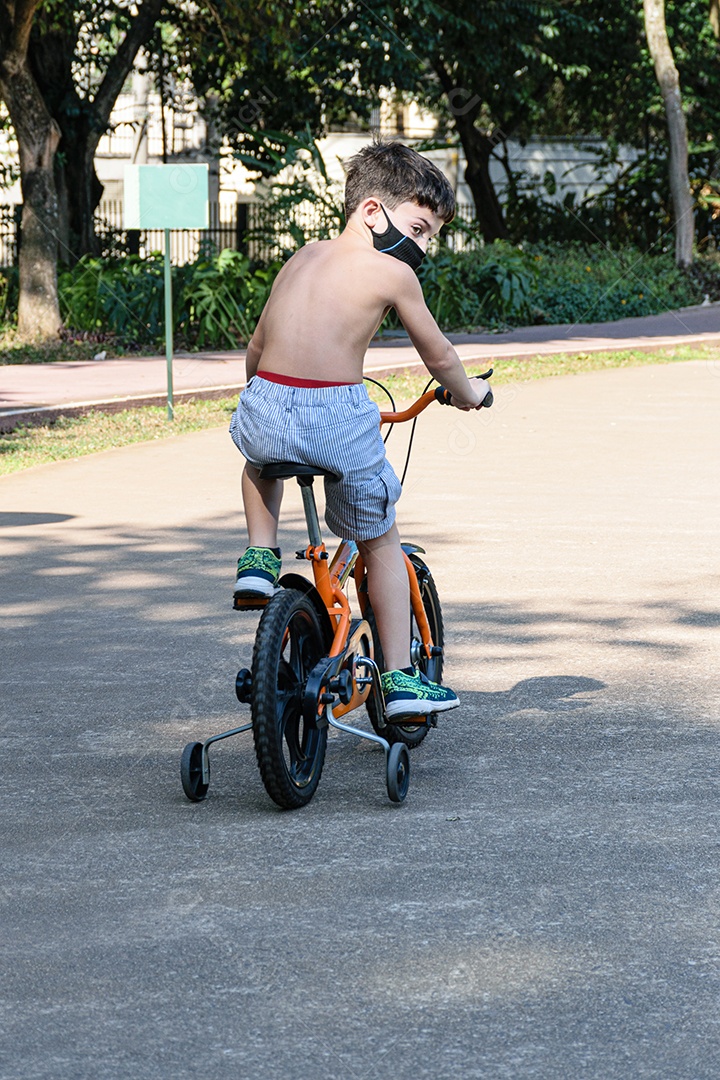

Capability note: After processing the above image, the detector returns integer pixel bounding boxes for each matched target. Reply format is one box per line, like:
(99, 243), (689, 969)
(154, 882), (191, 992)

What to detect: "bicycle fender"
(278, 573), (334, 645)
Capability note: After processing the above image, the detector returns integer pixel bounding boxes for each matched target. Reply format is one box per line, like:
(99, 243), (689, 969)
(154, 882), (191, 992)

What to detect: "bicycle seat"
(259, 462), (341, 483)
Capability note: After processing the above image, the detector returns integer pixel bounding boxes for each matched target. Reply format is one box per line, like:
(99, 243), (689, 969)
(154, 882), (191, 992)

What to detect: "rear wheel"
(251, 590), (329, 809)
(366, 554), (444, 748)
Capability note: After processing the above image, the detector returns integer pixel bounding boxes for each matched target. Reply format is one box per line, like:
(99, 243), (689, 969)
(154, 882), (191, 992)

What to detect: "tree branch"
(92, 0), (164, 131)
(0, 0), (40, 68)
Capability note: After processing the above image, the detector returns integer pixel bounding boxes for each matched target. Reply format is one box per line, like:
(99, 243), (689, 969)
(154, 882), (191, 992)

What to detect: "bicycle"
(180, 369), (493, 809)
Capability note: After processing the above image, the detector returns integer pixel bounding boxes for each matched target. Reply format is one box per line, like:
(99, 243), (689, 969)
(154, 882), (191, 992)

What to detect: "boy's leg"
(242, 463), (283, 547)
(234, 463), (284, 597)
(358, 523), (410, 672)
(360, 523), (460, 719)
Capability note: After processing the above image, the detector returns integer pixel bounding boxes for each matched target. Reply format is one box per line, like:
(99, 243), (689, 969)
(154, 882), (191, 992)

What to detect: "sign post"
(124, 164), (209, 420)
(163, 228), (173, 417)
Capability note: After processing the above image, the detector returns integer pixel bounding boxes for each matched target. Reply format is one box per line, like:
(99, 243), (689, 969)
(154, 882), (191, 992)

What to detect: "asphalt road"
(2, 359), (720, 1079)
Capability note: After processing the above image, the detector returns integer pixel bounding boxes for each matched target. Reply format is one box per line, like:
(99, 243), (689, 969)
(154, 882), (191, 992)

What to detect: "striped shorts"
(229, 378), (403, 541)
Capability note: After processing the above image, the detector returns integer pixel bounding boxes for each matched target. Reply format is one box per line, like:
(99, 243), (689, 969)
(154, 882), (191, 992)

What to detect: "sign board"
(123, 164), (209, 229)
(123, 164), (210, 420)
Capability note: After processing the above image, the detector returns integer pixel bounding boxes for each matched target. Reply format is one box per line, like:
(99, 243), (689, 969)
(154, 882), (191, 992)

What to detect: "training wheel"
(180, 741), (209, 802)
(386, 742), (410, 803)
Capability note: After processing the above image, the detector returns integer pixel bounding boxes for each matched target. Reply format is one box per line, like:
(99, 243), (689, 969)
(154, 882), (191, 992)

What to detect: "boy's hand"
(452, 380), (491, 411)
(435, 371), (494, 410)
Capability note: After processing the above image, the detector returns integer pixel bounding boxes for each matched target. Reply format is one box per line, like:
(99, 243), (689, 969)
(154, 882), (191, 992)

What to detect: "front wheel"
(366, 554), (445, 749)
(251, 590), (329, 809)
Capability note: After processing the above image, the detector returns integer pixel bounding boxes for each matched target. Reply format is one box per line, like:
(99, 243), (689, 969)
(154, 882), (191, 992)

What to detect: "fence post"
(236, 202), (248, 256)
(13, 203), (22, 264)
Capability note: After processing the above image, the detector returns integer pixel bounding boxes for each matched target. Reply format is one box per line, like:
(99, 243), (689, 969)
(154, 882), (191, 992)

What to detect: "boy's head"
(344, 140), (455, 225)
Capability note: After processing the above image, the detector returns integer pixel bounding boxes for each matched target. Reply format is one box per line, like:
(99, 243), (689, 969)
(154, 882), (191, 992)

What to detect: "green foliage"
(55, 249), (280, 350)
(473, 248), (538, 324)
(181, 248), (278, 348)
(409, 244), (537, 330)
(2, 233), (710, 349)
(381, 242), (704, 333)
(528, 243), (698, 324)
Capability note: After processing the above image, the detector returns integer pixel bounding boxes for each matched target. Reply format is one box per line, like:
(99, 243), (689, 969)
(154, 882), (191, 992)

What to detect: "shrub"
(3, 238), (713, 351)
(57, 249), (281, 350)
(526, 242), (698, 324)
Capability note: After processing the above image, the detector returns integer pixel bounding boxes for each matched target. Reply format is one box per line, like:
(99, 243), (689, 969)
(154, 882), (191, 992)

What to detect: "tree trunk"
(643, 0), (694, 266)
(0, 51), (61, 338)
(432, 62), (509, 242)
(29, 27), (103, 262)
(454, 119), (509, 242)
(29, 0), (163, 262)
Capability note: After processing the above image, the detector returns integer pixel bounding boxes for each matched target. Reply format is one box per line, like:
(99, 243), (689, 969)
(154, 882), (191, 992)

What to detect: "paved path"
(2, 359), (720, 1078)
(1, 303), (719, 430)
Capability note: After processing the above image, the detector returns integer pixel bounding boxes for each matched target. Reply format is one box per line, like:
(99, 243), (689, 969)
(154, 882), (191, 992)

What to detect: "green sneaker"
(234, 546), (281, 598)
(380, 667), (460, 720)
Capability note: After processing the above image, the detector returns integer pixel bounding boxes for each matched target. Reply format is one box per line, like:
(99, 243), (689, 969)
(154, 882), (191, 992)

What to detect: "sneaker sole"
(233, 576), (279, 598)
(384, 696), (460, 720)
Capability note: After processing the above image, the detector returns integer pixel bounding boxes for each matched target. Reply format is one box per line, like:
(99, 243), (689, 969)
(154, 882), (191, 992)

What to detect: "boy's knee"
(358, 523), (400, 556)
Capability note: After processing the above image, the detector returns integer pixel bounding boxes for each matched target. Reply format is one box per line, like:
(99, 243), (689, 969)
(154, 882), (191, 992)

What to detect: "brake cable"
(364, 374), (436, 486)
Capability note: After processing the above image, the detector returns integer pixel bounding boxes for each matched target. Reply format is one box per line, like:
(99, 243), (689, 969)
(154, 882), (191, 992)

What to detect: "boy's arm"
(244, 309), (266, 380)
(391, 267), (488, 409)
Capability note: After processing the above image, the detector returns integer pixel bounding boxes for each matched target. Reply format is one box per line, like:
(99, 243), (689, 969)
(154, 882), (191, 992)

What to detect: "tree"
(643, 0), (693, 265)
(185, 1), (591, 242)
(537, 0), (720, 253)
(0, 0), (61, 338)
(0, 0), (168, 338)
(30, 0), (164, 262)
(354, 1), (593, 241)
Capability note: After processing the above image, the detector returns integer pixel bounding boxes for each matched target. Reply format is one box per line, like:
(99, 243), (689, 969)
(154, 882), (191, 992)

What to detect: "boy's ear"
(359, 197), (384, 229)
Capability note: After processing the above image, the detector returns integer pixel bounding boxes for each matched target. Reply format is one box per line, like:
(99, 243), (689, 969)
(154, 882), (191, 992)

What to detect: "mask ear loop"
(370, 204), (392, 239)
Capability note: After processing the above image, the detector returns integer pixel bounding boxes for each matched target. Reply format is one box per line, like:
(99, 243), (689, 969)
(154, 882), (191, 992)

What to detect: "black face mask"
(370, 205), (426, 272)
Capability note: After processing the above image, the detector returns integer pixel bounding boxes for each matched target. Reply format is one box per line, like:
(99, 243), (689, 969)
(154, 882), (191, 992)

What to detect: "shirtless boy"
(229, 140), (490, 718)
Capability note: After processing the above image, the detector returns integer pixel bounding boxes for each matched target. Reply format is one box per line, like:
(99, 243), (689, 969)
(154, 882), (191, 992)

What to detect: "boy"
(229, 140), (490, 719)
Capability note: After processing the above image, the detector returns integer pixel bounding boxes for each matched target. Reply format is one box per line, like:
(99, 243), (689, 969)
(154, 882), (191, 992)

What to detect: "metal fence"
(0, 199), (480, 268)
(0, 203), (19, 267)
(95, 199), (245, 263)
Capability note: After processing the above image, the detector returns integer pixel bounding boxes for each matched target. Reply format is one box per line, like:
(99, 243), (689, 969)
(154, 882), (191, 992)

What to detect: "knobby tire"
(251, 590), (329, 809)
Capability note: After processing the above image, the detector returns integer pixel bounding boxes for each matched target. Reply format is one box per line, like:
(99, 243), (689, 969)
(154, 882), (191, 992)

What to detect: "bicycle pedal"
(385, 713), (432, 726)
(233, 596), (270, 611)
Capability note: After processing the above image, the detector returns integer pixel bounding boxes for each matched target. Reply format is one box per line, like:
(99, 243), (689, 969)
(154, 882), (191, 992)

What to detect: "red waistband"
(256, 370), (357, 388)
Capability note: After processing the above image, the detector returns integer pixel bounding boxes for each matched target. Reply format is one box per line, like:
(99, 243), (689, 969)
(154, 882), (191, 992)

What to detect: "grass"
(1, 345), (716, 477)
(366, 344), (716, 405)
(0, 332), (121, 364)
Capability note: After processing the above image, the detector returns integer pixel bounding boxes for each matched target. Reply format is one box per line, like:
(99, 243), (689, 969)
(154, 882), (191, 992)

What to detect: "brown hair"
(344, 139), (455, 223)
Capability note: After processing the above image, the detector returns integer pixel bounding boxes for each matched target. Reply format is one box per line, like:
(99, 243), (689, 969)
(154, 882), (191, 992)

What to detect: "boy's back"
(246, 193), (465, 388)
(251, 234), (405, 383)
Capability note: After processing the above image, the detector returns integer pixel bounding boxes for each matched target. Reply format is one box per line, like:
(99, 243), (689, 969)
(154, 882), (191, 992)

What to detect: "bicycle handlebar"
(379, 368), (494, 425)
